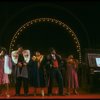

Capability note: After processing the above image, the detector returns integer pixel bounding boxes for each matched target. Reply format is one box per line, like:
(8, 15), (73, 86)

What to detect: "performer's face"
(32, 56), (36, 61)
(36, 52), (40, 56)
(18, 47), (23, 53)
(69, 55), (74, 59)
(0, 50), (5, 56)
(51, 50), (56, 54)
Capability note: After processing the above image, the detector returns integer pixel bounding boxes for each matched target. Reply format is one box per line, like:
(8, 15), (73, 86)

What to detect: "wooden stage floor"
(0, 87), (100, 99)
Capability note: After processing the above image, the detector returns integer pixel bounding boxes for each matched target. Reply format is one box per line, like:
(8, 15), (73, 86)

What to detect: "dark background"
(0, 1), (100, 60)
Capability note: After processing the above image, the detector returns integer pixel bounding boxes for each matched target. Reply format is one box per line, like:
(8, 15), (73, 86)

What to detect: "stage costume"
(11, 49), (30, 96)
(0, 57), (4, 85)
(0, 49), (12, 96)
(3, 55), (12, 84)
(29, 52), (46, 96)
(46, 53), (64, 95)
(65, 55), (79, 95)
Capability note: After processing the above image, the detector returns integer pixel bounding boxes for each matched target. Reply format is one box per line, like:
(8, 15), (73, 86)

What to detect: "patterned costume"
(11, 49), (30, 95)
(65, 55), (79, 95)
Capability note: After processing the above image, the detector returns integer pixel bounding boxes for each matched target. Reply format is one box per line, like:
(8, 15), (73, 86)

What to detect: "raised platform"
(0, 87), (100, 99)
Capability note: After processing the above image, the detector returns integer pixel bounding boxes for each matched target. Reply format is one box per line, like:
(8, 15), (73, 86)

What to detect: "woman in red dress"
(65, 55), (79, 95)
(0, 47), (12, 97)
(0, 49), (4, 95)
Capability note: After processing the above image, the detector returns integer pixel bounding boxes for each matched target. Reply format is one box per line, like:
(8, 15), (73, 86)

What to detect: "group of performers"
(0, 45), (79, 97)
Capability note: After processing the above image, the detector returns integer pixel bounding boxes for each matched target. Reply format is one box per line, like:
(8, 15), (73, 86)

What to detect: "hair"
(0, 47), (7, 54)
(48, 47), (55, 53)
(17, 44), (23, 49)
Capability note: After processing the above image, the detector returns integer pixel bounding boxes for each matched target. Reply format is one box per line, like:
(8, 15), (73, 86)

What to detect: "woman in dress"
(65, 55), (79, 95)
(29, 51), (46, 96)
(0, 47), (12, 97)
(0, 48), (5, 96)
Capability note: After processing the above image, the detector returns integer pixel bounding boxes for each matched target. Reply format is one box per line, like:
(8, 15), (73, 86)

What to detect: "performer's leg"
(48, 70), (54, 95)
(0, 84), (3, 96)
(5, 83), (10, 98)
(23, 78), (28, 96)
(15, 77), (22, 95)
(56, 69), (64, 95)
(34, 87), (37, 96)
(40, 88), (44, 96)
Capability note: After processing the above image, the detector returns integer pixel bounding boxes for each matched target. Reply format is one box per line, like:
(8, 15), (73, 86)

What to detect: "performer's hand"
(23, 62), (27, 66)
(18, 62), (22, 67)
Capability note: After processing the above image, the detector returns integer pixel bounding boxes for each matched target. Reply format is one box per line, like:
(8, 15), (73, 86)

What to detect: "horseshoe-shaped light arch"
(9, 18), (81, 62)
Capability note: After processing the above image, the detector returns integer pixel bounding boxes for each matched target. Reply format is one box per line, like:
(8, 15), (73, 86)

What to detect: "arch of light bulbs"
(9, 18), (81, 62)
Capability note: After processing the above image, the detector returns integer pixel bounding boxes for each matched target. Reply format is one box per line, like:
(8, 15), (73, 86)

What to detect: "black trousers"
(16, 77), (28, 94)
(48, 68), (63, 95)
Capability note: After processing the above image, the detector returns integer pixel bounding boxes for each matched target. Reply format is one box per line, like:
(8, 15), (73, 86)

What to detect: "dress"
(0, 58), (4, 85)
(66, 58), (79, 89)
(29, 55), (46, 87)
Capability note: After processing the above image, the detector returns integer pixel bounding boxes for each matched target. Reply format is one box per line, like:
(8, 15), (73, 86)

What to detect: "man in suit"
(46, 48), (64, 96)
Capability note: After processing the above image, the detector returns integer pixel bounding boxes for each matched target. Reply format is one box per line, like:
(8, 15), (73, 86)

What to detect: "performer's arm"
(11, 51), (18, 64)
(23, 50), (30, 64)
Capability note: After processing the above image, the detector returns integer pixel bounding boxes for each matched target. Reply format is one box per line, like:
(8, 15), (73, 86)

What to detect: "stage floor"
(0, 87), (100, 99)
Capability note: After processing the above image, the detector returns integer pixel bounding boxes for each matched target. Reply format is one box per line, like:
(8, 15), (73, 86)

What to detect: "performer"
(65, 55), (79, 95)
(0, 48), (4, 96)
(29, 51), (46, 96)
(11, 45), (30, 96)
(0, 47), (12, 97)
(46, 48), (64, 96)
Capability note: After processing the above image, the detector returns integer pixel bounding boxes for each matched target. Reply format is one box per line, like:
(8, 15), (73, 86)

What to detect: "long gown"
(0, 58), (4, 85)
(66, 59), (79, 89)
(29, 56), (46, 87)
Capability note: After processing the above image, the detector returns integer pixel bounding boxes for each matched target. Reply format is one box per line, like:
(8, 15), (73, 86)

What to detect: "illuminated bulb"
(23, 26), (26, 28)
(69, 30), (71, 32)
(47, 19), (50, 21)
(12, 44), (14, 47)
(62, 24), (66, 27)
(66, 27), (69, 30)
(51, 20), (54, 22)
(38, 19), (41, 22)
(13, 40), (15, 42)
(26, 23), (29, 26)
(43, 19), (45, 21)
(77, 50), (79, 52)
(17, 33), (20, 35)
(72, 34), (74, 36)
(34, 20), (37, 23)
(15, 36), (17, 38)
(55, 21), (58, 23)
(59, 23), (62, 25)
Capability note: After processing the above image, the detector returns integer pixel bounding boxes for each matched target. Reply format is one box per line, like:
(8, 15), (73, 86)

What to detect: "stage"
(0, 87), (100, 99)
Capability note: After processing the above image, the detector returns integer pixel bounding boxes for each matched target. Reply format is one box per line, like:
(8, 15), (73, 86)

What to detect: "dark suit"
(46, 54), (64, 95)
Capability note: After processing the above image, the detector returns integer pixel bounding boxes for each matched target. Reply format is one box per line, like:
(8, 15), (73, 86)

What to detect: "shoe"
(73, 90), (79, 95)
(41, 90), (44, 96)
(6, 94), (10, 98)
